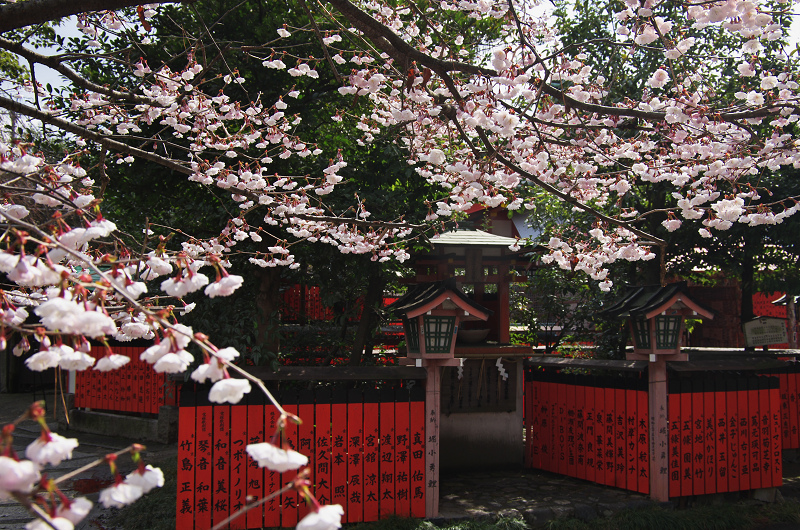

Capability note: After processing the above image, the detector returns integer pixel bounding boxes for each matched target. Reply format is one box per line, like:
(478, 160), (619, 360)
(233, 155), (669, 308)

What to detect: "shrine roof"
(385, 278), (493, 318)
(601, 282), (714, 319)
(430, 229), (518, 247)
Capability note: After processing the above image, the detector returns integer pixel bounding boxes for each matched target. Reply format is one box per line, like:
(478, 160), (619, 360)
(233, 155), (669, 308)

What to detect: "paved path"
(0, 391), (175, 530)
(438, 469), (656, 526)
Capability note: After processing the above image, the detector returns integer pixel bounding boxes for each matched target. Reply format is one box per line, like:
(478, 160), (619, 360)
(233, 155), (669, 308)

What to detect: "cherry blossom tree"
(1, 0), (799, 525)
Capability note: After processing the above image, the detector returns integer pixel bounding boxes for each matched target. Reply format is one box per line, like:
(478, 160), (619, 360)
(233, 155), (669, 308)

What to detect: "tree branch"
(0, 0), (178, 33)
(0, 95), (191, 176)
(0, 37), (152, 104)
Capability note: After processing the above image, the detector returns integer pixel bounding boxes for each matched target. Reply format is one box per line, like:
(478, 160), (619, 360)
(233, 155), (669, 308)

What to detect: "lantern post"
(603, 283), (714, 502)
(387, 279), (492, 516)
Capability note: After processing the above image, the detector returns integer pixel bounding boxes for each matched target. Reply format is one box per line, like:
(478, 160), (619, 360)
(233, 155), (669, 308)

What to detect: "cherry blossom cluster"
(271, 0), (800, 283)
(1, 403), (163, 529)
(63, 54), (417, 265)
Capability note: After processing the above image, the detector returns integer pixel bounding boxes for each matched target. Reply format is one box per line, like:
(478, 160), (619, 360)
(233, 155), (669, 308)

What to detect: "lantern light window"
(405, 317), (420, 354)
(423, 316), (456, 354)
(655, 315), (682, 349)
(631, 318), (651, 349)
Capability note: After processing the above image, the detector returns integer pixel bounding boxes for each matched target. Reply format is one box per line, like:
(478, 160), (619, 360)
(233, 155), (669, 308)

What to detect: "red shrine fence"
(176, 384), (426, 530)
(667, 375), (782, 497)
(524, 369), (786, 498)
(524, 371), (651, 494)
(73, 345), (179, 414)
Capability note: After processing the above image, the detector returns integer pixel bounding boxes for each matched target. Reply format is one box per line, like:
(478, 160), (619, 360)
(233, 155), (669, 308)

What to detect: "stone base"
(59, 403), (178, 444)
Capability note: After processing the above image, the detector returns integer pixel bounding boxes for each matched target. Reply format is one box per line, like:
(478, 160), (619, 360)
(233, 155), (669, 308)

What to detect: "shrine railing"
(760, 364), (800, 450)
(176, 374), (426, 530)
(73, 344), (178, 414)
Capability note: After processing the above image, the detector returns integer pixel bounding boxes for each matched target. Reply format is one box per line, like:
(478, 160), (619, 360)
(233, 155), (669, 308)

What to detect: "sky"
(9, 10), (800, 107)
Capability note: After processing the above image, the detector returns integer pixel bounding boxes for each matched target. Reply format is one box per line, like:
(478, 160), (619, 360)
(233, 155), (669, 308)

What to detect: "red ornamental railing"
(524, 371), (650, 494)
(73, 345), (178, 414)
(176, 385), (426, 530)
(667, 376), (782, 497)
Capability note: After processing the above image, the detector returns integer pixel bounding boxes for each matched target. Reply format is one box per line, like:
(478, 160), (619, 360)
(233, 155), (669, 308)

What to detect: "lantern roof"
(772, 294), (800, 306)
(386, 278), (493, 320)
(602, 282), (715, 321)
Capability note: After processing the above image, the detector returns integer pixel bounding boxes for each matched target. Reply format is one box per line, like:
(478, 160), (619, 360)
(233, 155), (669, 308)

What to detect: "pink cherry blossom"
(647, 69), (670, 89)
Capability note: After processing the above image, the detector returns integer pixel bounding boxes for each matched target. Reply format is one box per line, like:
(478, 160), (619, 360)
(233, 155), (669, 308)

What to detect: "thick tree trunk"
(741, 236), (756, 350)
(256, 267), (282, 355)
(350, 263), (384, 365)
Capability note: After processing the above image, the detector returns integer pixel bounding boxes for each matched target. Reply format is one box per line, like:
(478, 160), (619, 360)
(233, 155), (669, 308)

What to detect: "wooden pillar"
(423, 358), (459, 517)
(498, 263), (510, 344)
(649, 358), (669, 502)
(425, 360), (441, 518)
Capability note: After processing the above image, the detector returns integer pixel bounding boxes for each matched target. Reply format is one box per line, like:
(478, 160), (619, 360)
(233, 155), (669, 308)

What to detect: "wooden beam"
(242, 366), (428, 381)
(526, 356), (648, 372)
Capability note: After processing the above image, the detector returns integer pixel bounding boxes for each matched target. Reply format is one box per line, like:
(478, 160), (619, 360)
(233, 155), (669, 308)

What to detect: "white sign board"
(743, 317), (788, 347)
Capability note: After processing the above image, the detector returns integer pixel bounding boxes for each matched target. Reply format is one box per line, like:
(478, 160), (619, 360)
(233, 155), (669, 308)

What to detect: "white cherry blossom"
(26, 433), (79, 468)
(208, 378), (251, 404)
(246, 442), (309, 472)
(296, 504), (344, 530)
